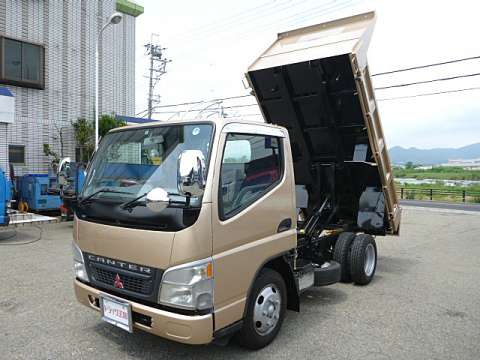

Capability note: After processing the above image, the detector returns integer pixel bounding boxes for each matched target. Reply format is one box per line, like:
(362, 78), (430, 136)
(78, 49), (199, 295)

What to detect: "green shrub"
(405, 190), (416, 200)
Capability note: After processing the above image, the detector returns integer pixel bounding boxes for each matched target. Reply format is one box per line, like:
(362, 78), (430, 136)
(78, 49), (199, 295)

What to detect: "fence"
(397, 187), (480, 203)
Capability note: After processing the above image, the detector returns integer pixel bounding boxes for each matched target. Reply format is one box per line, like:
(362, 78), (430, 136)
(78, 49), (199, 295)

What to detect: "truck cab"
(73, 11), (401, 349)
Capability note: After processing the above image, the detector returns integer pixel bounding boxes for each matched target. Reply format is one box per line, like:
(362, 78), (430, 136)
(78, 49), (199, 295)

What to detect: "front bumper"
(74, 279), (213, 345)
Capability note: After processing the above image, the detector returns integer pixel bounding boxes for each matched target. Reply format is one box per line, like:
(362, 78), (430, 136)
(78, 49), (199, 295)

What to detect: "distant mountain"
(389, 143), (480, 165)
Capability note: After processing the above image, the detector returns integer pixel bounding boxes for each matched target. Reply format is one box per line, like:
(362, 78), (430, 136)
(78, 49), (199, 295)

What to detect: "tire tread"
(349, 234), (377, 285)
(333, 232), (356, 282)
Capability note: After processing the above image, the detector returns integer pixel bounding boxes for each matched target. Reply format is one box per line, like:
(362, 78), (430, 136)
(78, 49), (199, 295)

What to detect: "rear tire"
(349, 234), (377, 285)
(236, 268), (287, 350)
(333, 232), (356, 282)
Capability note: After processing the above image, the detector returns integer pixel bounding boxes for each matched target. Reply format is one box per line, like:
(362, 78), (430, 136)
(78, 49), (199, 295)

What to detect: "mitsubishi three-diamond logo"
(114, 274), (124, 289)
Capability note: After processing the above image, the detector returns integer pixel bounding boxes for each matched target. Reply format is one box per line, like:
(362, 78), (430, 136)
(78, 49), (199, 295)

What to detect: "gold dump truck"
(73, 11), (401, 349)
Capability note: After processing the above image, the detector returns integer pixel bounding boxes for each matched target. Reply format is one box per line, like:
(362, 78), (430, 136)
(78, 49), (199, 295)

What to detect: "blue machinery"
(57, 158), (86, 219)
(17, 174), (61, 212)
(0, 158), (85, 222)
(7, 159), (86, 218)
(0, 164), (83, 224)
(0, 168), (12, 225)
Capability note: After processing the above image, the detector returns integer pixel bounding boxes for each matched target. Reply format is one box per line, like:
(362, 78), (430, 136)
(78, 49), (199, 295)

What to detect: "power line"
(377, 86), (480, 101)
(173, 0), (341, 46)
(227, 0), (356, 48)
(135, 94), (252, 115)
(168, 0), (297, 42)
(266, 0), (356, 33)
(173, 0), (354, 58)
(152, 103), (259, 115)
(137, 56), (480, 115)
(371, 55), (480, 76)
(140, 86), (480, 120)
(140, 71), (480, 114)
(225, 113), (263, 118)
(150, 85), (480, 115)
(375, 72), (480, 90)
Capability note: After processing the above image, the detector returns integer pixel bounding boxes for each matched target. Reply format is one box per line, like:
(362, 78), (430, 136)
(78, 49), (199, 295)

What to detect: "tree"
(405, 161), (415, 169)
(72, 114), (127, 162)
(72, 118), (94, 163)
(43, 143), (60, 172)
(99, 114), (126, 137)
(44, 122), (66, 171)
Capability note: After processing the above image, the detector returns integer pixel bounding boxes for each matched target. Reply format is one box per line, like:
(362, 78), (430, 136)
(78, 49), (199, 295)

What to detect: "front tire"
(236, 268), (287, 350)
(349, 234), (377, 285)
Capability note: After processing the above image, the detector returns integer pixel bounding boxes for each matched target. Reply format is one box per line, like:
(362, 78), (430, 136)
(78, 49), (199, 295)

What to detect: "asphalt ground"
(1, 207), (479, 360)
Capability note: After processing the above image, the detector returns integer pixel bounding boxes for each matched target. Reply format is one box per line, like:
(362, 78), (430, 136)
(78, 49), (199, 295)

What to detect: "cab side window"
(219, 133), (283, 219)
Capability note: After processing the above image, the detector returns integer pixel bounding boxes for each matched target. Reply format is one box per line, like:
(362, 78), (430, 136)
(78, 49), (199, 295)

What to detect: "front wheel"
(236, 268), (287, 350)
(349, 234), (377, 285)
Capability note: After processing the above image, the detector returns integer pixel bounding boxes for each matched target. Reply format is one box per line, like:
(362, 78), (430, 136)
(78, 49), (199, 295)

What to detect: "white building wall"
(0, 0), (137, 176)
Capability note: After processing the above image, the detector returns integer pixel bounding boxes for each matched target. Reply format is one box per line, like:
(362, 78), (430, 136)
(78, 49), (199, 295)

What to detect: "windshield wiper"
(79, 188), (131, 205)
(120, 192), (148, 211)
(119, 192), (194, 212)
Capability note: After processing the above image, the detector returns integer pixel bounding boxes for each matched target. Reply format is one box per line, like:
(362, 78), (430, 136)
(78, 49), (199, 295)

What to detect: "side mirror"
(178, 150), (206, 197)
(146, 187), (170, 212)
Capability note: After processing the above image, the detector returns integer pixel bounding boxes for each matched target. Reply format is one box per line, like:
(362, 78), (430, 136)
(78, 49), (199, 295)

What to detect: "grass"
(393, 166), (480, 203)
(393, 166), (480, 181)
(395, 182), (480, 203)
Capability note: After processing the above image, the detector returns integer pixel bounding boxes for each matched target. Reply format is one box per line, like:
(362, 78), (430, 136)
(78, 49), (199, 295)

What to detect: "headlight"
(159, 258), (213, 311)
(72, 242), (89, 282)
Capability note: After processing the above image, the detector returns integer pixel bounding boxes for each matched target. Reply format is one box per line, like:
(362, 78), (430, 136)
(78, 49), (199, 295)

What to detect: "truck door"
(211, 123), (297, 331)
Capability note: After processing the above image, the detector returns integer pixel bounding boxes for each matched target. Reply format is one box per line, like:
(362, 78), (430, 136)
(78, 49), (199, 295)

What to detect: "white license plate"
(100, 294), (133, 333)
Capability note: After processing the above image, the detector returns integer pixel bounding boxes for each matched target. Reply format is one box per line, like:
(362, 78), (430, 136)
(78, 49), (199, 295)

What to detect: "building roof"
(116, 0), (144, 17)
(0, 87), (13, 97)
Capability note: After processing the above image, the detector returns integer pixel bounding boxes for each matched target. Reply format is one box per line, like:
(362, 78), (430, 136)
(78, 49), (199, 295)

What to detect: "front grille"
(90, 265), (153, 295)
(84, 252), (163, 301)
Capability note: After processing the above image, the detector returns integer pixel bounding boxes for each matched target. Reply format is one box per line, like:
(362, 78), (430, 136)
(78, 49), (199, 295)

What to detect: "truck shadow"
(92, 286), (348, 359)
(300, 286), (348, 307)
(376, 255), (419, 275)
(93, 322), (252, 358)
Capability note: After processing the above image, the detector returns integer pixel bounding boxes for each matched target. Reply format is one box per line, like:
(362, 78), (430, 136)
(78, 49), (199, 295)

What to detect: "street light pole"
(95, 12), (123, 150)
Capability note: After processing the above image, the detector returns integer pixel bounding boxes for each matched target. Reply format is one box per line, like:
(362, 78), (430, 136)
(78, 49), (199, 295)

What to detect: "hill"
(389, 143), (480, 165)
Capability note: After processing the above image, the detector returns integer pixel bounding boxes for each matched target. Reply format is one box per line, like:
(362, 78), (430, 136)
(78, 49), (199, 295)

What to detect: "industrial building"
(0, 0), (143, 176)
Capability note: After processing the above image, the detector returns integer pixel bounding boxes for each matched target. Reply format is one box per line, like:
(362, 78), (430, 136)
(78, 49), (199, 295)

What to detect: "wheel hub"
(364, 242), (376, 276)
(253, 284), (281, 335)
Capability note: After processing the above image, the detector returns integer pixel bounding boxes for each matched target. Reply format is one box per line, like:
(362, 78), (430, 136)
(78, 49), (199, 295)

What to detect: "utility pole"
(145, 34), (171, 119)
(147, 49), (154, 120)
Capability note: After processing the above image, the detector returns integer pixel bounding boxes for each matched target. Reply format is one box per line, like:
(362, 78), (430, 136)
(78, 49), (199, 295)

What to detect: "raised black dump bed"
(247, 12), (401, 235)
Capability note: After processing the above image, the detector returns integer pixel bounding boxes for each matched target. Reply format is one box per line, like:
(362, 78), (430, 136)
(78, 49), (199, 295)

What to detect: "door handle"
(277, 218), (292, 233)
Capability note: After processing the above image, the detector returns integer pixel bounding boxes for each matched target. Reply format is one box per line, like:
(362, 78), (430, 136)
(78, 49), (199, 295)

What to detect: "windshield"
(82, 123), (213, 201)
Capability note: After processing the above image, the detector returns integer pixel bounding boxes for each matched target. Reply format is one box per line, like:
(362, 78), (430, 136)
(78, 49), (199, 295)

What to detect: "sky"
(132, 0), (480, 149)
